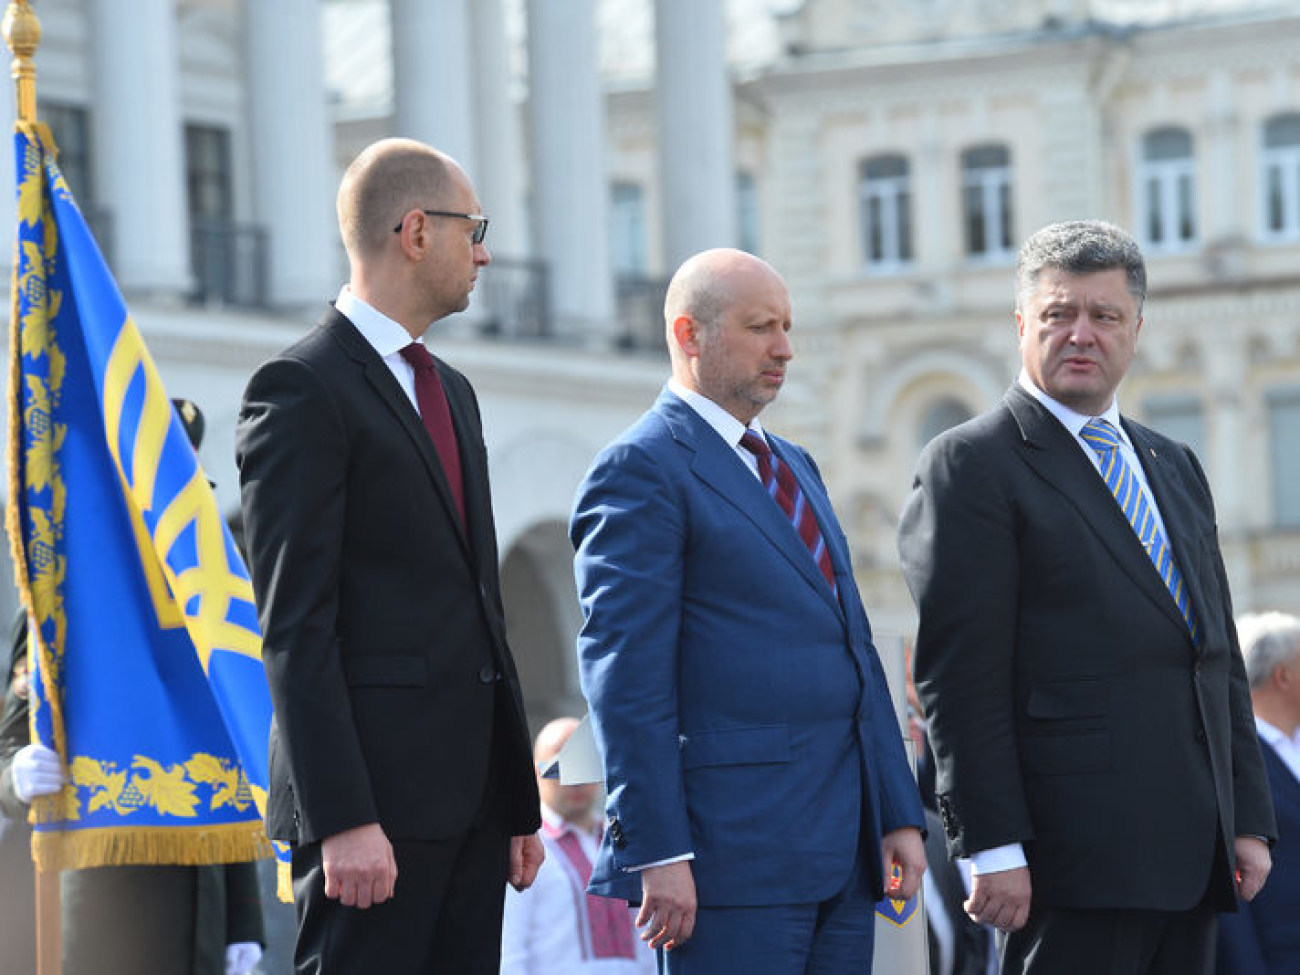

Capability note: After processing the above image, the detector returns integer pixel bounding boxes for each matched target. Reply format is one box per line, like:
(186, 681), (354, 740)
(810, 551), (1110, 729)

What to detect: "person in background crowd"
(501, 716), (657, 974)
(1216, 612), (1300, 975)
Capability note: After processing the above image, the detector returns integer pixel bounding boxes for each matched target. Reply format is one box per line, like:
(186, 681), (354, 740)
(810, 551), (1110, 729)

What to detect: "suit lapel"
(656, 393), (842, 617)
(323, 310), (470, 558)
(1005, 387), (1188, 636)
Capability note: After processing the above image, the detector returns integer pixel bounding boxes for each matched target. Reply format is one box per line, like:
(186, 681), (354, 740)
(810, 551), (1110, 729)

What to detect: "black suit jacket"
(898, 384), (1275, 911)
(236, 306), (539, 848)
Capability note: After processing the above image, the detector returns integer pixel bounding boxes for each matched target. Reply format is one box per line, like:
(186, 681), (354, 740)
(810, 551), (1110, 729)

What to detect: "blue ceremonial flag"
(5, 120), (273, 871)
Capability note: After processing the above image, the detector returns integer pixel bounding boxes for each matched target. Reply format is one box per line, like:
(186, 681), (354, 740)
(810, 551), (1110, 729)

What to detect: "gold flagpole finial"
(3, 0), (41, 124)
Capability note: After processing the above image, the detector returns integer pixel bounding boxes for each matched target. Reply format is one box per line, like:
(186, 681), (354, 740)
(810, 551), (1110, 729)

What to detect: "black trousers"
(1000, 904), (1217, 975)
(291, 708), (513, 975)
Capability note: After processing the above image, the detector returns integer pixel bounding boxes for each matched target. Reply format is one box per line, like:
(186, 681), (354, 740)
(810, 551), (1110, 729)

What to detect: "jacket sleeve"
(898, 434), (1033, 857)
(571, 438), (694, 871)
(236, 355), (378, 844)
(1185, 448), (1277, 843)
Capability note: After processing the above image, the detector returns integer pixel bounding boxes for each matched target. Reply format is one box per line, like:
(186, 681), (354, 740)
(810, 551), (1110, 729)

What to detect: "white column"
(471, 0), (526, 256)
(243, 0), (336, 310)
(87, 0), (190, 298)
(1205, 71), (1241, 245)
(527, 0), (614, 337)
(391, 0), (476, 174)
(655, 0), (735, 268)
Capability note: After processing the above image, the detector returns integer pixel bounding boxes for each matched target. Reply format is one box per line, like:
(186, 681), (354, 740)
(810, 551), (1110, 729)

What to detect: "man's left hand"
(509, 832), (545, 891)
(881, 826), (926, 900)
(1234, 836), (1272, 902)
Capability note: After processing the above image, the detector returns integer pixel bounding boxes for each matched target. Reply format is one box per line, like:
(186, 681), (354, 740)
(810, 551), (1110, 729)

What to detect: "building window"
(185, 124), (266, 308)
(1268, 388), (1300, 527)
(918, 397), (972, 450)
(1143, 394), (1204, 461)
(1138, 127), (1196, 251)
(41, 102), (93, 203)
(1262, 112), (1300, 242)
(737, 170), (761, 256)
(961, 145), (1014, 260)
(610, 181), (647, 275)
(185, 124), (232, 221)
(859, 154), (913, 270)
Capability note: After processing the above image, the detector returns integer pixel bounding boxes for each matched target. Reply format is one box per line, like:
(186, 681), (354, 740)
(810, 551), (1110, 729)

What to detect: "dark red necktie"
(400, 342), (465, 526)
(740, 430), (836, 592)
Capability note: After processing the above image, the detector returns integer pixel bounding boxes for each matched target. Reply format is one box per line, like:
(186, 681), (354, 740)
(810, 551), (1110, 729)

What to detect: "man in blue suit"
(1218, 612), (1300, 975)
(571, 248), (926, 974)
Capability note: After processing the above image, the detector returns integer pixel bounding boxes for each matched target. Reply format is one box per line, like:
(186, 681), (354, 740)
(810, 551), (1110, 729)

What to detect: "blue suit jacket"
(571, 388), (923, 907)
(1217, 735), (1300, 975)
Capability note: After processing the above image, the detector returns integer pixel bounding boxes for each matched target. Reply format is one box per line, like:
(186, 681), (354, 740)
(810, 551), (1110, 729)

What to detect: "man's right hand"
(11, 743), (63, 803)
(965, 865), (1031, 933)
(321, 822), (397, 909)
(636, 860), (697, 951)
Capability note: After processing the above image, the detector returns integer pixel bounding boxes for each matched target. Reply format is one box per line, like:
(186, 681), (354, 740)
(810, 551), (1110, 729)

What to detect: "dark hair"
(1015, 220), (1146, 312)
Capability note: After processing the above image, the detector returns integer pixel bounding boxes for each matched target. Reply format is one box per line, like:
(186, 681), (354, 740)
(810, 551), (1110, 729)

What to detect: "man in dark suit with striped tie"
(898, 220), (1277, 975)
(572, 248), (926, 974)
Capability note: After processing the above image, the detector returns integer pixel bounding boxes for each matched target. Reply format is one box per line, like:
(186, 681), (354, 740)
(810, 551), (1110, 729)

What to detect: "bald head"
(337, 137), (463, 262)
(534, 716), (599, 826)
(664, 249), (793, 423)
(664, 248), (783, 354)
(534, 716), (581, 766)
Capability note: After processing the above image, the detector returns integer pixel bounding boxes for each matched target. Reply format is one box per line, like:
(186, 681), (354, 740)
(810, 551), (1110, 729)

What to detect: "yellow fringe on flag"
(32, 821), (272, 873)
(277, 858), (293, 903)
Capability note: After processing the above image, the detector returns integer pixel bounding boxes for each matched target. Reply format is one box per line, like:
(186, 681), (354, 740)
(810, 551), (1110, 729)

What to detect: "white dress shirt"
(334, 286), (425, 414)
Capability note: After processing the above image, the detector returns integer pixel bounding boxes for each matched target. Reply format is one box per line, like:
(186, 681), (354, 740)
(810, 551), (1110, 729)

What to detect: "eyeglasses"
(392, 209), (490, 245)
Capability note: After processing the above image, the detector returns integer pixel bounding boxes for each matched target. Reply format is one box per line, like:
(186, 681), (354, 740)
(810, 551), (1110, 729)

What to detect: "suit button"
(607, 818), (627, 849)
(478, 665), (500, 684)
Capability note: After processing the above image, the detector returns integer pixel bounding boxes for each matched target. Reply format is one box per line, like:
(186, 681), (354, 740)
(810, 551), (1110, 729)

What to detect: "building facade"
(3, 0), (1299, 729)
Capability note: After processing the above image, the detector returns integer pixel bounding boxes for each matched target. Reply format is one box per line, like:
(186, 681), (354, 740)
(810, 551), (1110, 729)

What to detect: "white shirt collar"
(1256, 715), (1290, 749)
(667, 379), (766, 448)
(335, 286), (420, 359)
(1018, 369), (1131, 450)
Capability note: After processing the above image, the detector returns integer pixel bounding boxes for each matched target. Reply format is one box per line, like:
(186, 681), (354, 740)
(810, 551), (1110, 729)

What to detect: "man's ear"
(672, 314), (700, 357)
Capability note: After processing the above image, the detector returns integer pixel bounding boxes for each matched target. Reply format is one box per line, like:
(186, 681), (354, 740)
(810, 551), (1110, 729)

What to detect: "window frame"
(960, 145), (1014, 263)
(1261, 113), (1300, 244)
(858, 153), (914, 273)
(1136, 126), (1197, 253)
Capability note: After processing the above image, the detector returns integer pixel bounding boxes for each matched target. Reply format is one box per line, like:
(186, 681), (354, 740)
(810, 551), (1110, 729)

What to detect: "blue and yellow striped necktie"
(1080, 418), (1200, 644)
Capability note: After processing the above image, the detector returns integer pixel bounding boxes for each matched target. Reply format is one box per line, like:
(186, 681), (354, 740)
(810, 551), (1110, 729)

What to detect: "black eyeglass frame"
(392, 208), (490, 244)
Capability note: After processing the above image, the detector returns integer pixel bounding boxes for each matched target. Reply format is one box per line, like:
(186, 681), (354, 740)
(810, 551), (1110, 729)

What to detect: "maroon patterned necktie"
(740, 430), (836, 592)
(400, 342), (465, 526)
(551, 827), (638, 960)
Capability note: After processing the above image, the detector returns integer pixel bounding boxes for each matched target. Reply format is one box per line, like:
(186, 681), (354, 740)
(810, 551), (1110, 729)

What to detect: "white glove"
(225, 941), (263, 975)
(10, 743), (63, 803)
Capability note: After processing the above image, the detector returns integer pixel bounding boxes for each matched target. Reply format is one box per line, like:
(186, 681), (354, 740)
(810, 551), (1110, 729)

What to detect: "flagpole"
(5, 6), (60, 973)
(3, 0), (38, 124)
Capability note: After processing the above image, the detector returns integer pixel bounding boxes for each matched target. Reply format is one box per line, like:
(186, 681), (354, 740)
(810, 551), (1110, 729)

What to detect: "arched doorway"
(499, 520), (587, 734)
